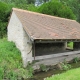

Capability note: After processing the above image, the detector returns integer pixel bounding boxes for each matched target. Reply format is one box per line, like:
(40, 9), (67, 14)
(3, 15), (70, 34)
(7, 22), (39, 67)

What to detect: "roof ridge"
(12, 8), (76, 22)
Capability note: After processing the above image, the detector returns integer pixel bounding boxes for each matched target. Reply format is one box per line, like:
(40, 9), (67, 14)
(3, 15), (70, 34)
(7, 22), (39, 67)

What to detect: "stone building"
(8, 8), (80, 67)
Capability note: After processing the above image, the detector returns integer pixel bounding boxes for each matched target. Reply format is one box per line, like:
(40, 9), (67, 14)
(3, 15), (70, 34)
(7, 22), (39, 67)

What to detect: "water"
(29, 61), (80, 80)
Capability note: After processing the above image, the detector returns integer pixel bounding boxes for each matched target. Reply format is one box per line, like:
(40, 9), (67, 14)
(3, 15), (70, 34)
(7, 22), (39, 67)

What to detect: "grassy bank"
(1, 38), (80, 80)
(0, 38), (33, 79)
(46, 68), (80, 80)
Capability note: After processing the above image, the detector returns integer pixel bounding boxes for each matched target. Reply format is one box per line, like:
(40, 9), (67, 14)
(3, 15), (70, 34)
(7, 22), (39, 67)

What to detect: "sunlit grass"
(0, 38), (22, 69)
(46, 68), (80, 80)
(0, 38), (32, 79)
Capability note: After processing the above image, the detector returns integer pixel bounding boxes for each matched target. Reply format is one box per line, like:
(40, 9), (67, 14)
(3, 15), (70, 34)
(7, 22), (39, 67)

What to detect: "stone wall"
(35, 42), (66, 56)
(7, 11), (32, 67)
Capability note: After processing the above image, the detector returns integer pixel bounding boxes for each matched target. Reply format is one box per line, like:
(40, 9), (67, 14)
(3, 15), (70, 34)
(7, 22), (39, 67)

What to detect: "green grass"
(67, 42), (73, 49)
(46, 68), (80, 80)
(0, 38), (22, 68)
(0, 38), (33, 79)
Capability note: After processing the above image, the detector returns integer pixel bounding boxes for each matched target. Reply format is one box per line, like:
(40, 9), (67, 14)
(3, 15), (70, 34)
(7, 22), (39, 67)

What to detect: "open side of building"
(8, 8), (80, 68)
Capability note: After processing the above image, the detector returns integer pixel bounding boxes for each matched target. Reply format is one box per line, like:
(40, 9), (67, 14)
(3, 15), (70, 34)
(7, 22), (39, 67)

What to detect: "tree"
(27, 0), (35, 4)
(59, 0), (80, 22)
(0, 2), (12, 38)
(37, 1), (76, 20)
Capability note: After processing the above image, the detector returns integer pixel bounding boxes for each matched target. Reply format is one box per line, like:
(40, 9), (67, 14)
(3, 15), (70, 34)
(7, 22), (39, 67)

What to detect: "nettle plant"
(73, 57), (79, 63)
(61, 59), (72, 71)
(40, 64), (49, 72)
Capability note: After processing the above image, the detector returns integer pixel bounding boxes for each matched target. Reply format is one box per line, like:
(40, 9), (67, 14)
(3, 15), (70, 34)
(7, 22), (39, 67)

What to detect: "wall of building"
(7, 11), (32, 67)
(35, 42), (66, 56)
(74, 42), (80, 50)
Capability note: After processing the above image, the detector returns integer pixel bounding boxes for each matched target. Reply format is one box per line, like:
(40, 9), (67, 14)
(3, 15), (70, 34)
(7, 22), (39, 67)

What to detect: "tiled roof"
(13, 8), (80, 40)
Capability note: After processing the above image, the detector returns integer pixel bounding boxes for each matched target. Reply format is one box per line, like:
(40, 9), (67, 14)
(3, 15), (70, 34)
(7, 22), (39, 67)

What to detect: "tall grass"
(0, 38), (33, 79)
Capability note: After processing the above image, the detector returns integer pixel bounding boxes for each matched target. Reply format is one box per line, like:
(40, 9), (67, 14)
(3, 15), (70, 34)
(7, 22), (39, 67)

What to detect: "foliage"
(60, 0), (80, 22)
(67, 42), (73, 49)
(0, 39), (33, 79)
(36, 1), (76, 20)
(27, 4), (38, 12)
(0, 2), (13, 38)
(38, 0), (50, 3)
(73, 57), (79, 63)
(0, 2), (12, 22)
(61, 60), (72, 71)
(27, 0), (35, 4)
(0, 0), (35, 4)
(45, 68), (80, 80)
(26, 62), (34, 78)
(40, 64), (49, 72)
(0, 22), (7, 38)
(61, 63), (71, 71)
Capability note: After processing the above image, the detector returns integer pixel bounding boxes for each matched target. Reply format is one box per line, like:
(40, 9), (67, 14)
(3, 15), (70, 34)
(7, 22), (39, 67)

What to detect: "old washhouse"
(8, 8), (80, 67)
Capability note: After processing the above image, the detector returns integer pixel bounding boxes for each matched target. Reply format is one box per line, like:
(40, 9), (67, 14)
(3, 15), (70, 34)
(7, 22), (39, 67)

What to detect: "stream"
(28, 61), (80, 80)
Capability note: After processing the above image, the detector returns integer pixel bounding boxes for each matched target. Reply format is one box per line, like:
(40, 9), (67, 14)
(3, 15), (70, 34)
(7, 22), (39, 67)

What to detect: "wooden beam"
(35, 39), (80, 43)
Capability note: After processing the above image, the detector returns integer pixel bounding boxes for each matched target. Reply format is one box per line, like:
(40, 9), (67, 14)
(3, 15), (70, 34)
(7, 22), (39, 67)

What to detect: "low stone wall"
(33, 50), (80, 69)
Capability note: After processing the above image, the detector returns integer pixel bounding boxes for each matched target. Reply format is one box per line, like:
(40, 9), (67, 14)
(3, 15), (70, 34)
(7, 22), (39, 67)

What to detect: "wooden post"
(33, 41), (35, 60)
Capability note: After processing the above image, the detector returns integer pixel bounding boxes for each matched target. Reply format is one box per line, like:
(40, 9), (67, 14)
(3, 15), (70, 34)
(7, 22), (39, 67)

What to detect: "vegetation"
(36, 1), (76, 20)
(45, 68), (80, 80)
(61, 60), (72, 71)
(28, 0), (76, 20)
(73, 57), (79, 63)
(67, 42), (73, 49)
(0, 38), (33, 79)
(60, 0), (80, 22)
(0, 2), (13, 38)
(40, 64), (49, 72)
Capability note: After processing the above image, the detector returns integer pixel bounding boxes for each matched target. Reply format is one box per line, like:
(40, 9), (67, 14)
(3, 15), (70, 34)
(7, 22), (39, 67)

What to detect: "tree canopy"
(0, 2), (11, 22)
(36, 1), (76, 20)
(60, 0), (80, 22)
(0, 2), (12, 38)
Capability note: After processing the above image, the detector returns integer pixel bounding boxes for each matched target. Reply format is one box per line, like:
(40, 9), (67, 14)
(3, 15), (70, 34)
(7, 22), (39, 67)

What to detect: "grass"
(0, 38), (22, 68)
(0, 38), (33, 79)
(45, 68), (80, 80)
(46, 68), (80, 80)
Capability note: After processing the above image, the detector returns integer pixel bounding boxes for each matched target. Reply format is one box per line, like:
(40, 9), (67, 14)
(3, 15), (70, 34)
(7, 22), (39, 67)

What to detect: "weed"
(27, 62), (34, 78)
(73, 57), (79, 63)
(7, 71), (17, 80)
(40, 64), (49, 72)
(61, 59), (72, 71)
